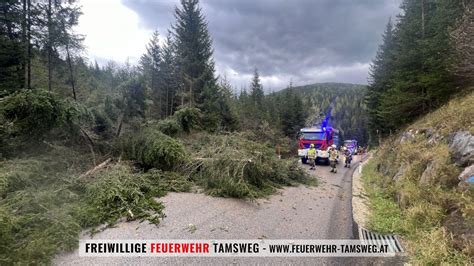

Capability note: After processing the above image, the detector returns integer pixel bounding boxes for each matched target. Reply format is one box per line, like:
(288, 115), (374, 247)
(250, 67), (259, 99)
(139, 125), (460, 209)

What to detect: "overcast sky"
(77, 0), (402, 91)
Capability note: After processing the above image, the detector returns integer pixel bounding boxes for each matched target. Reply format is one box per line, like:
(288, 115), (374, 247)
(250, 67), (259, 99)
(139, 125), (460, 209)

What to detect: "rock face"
(458, 164), (474, 191)
(420, 162), (436, 184)
(448, 131), (474, 167)
(392, 164), (406, 181)
(458, 165), (474, 182)
(400, 130), (415, 144)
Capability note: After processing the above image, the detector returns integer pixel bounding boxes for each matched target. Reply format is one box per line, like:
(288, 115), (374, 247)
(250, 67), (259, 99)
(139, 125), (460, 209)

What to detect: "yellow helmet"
(310, 144), (315, 148)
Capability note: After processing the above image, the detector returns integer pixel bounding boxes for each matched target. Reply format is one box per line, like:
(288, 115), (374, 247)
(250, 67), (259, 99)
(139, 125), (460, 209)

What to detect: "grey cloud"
(122, 0), (401, 89)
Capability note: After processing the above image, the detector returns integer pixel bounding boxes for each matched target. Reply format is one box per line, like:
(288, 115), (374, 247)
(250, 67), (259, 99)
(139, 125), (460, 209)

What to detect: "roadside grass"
(361, 91), (474, 265)
(409, 88), (474, 135)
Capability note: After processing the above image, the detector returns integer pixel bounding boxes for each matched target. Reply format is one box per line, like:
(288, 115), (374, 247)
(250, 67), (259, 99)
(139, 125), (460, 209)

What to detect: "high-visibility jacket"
(308, 148), (316, 159)
(329, 149), (338, 161)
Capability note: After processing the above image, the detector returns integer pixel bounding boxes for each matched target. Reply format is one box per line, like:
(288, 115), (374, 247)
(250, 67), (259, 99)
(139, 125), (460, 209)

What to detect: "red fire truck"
(297, 126), (339, 165)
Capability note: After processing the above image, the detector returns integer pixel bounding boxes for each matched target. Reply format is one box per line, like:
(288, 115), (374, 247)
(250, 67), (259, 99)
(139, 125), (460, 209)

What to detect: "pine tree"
(366, 18), (395, 137)
(172, 0), (235, 130)
(279, 88), (307, 137)
(0, 0), (25, 94)
(368, 0), (465, 135)
(158, 34), (179, 117)
(52, 0), (83, 100)
(250, 68), (264, 107)
(451, 1), (473, 84)
(172, 0), (216, 107)
(140, 30), (162, 118)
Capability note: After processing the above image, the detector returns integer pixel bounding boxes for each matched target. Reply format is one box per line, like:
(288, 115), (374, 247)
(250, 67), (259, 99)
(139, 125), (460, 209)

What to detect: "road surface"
(54, 156), (389, 265)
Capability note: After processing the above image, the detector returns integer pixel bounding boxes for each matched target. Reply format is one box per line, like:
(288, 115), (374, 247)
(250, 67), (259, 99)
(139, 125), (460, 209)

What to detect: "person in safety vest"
(308, 144), (317, 170)
(343, 146), (352, 168)
(329, 144), (338, 173)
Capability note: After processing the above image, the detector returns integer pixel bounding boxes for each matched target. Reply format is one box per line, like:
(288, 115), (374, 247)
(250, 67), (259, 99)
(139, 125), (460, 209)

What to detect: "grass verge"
(362, 153), (472, 264)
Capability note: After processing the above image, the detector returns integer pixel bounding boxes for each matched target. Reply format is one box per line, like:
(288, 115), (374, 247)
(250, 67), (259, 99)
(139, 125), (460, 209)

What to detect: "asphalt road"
(54, 156), (393, 265)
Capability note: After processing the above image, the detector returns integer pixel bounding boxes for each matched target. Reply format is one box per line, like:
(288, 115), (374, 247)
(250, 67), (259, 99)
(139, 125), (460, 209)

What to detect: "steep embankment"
(362, 90), (473, 264)
(279, 83), (369, 145)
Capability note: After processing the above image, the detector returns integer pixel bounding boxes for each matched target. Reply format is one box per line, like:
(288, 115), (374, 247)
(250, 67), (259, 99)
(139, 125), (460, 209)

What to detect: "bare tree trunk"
(166, 85), (169, 117)
(115, 112), (124, 137)
(421, 0), (425, 39)
(47, 0), (52, 91)
(26, 0), (31, 90)
(65, 42), (76, 100)
(151, 66), (155, 115)
(22, 0), (27, 89)
(421, 0), (427, 112)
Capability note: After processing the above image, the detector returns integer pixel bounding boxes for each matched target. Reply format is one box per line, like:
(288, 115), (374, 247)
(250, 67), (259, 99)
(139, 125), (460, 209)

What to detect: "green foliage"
(250, 68), (264, 108)
(156, 118), (182, 136)
(367, 0), (467, 136)
(0, 144), (193, 264)
(362, 93), (474, 264)
(173, 0), (216, 107)
(279, 88), (307, 137)
(271, 83), (369, 145)
(85, 164), (165, 224)
(91, 107), (114, 138)
(173, 107), (202, 133)
(121, 129), (187, 170)
(0, 35), (24, 95)
(1, 89), (73, 137)
(120, 76), (147, 118)
(181, 133), (316, 198)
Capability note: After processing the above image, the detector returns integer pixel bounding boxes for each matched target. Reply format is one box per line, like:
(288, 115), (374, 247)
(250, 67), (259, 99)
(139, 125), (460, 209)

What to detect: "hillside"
(277, 83), (369, 145)
(362, 89), (474, 264)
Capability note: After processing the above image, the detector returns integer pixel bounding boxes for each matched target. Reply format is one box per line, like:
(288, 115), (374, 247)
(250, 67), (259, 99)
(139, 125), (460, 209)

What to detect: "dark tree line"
(234, 69), (307, 139)
(0, 0), (82, 97)
(286, 83), (369, 145)
(366, 0), (472, 139)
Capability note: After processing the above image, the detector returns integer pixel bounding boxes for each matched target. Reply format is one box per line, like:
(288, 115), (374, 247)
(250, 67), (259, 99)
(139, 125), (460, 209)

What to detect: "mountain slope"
(362, 89), (474, 264)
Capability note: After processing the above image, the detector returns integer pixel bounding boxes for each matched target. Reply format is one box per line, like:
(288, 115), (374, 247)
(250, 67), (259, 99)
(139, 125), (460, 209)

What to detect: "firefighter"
(308, 144), (317, 170)
(329, 144), (338, 173)
(343, 147), (352, 168)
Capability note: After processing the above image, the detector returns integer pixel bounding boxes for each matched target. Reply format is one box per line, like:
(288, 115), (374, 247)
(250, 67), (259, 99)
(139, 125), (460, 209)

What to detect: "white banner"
(79, 239), (398, 257)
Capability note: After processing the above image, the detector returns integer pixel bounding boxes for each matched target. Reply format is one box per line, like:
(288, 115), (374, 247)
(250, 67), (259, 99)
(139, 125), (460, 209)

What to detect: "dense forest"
(283, 83), (369, 146)
(366, 0), (473, 140)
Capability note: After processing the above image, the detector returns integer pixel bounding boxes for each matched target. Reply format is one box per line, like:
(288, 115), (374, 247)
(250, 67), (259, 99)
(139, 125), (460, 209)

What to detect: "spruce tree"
(250, 68), (264, 107)
(158, 34), (179, 117)
(172, 0), (234, 130)
(172, 0), (216, 107)
(0, 0), (25, 94)
(368, 0), (465, 135)
(366, 18), (395, 137)
(141, 30), (162, 118)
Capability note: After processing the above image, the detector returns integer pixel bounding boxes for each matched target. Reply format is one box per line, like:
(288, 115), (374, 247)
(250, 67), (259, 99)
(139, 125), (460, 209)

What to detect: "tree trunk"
(26, 0), (31, 90)
(165, 85), (169, 117)
(115, 112), (124, 137)
(22, 0), (27, 89)
(421, 0), (426, 112)
(47, 0), (52, 91)
(66, 42), (76, 101)
(421, 0), (425, 39)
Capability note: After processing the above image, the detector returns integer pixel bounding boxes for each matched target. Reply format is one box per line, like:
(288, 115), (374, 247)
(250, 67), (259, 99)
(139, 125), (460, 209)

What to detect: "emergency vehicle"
(298, 126), (339, 165)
